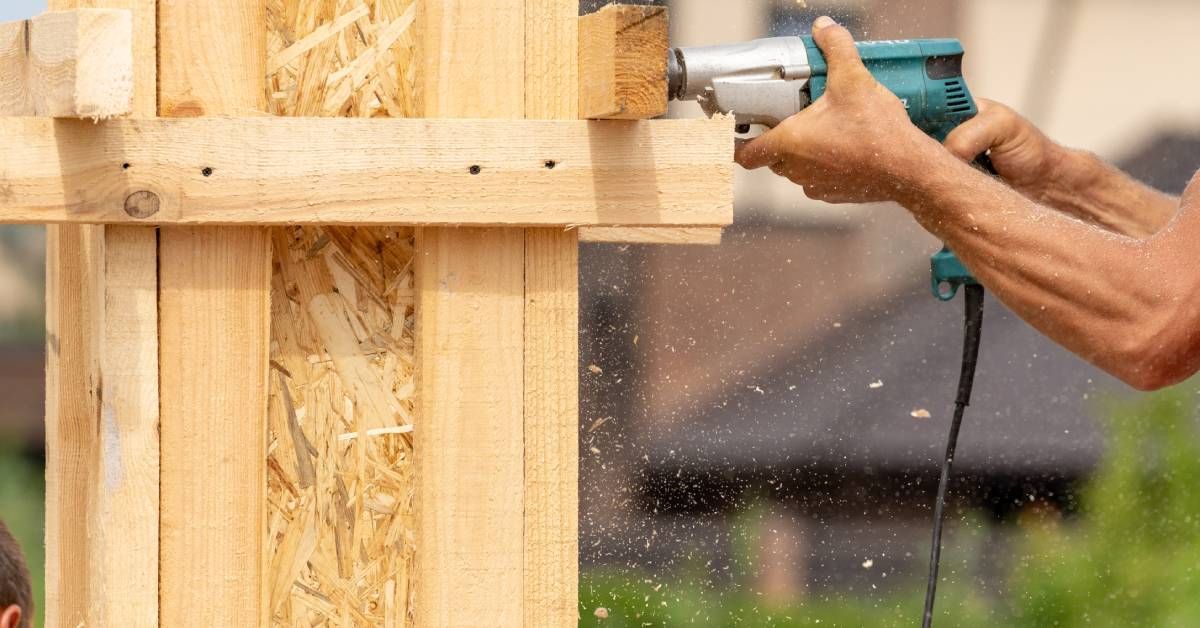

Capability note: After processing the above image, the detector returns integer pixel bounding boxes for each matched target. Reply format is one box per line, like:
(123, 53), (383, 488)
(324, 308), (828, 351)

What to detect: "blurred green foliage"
(0, 446), (43, 627)
(580, 386), (1200, 627)
(1009, 388), (1200, 627)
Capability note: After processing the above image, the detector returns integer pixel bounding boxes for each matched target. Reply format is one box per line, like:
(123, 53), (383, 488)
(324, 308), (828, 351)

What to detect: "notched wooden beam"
(0, 9), (132, 119)
(0, 116), (733, 227)
(579, 4), (668, 120)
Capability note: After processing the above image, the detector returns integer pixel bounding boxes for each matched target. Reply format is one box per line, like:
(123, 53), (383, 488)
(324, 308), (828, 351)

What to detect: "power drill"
(669, 35), (992, 627)
(667, 36), (981, 301)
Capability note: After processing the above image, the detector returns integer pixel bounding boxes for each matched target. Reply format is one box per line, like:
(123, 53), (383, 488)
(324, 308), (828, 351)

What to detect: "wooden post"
(42, 1), (158, 627)
(525, 1), (581, 625)
(157, 1), (271, 625)
(415, 2), (529, 624)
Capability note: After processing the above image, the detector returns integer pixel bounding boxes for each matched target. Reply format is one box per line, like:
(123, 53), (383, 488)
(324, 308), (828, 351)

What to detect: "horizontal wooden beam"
(0, 9), (133, 118)
(0, 116), (732, 227)
(579, 4), (668, 120)
(579, 226), (723, 245)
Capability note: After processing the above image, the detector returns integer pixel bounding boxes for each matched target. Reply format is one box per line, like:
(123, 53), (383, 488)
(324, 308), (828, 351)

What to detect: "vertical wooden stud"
(43, 0), (158, 626)
(415, 1), (529, 625)
(157, 1), (271, 625)
(525, 0), (582, 624)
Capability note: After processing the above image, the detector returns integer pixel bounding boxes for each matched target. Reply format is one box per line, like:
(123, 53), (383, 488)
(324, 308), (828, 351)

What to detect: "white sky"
(0, 0), (47, 21)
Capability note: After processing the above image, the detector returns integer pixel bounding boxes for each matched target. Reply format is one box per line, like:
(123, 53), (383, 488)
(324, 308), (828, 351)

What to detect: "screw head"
(124, 191), (160, 219)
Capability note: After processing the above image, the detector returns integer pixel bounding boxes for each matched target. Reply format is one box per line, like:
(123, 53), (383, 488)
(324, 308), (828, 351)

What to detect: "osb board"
(265, 1), (418, 626)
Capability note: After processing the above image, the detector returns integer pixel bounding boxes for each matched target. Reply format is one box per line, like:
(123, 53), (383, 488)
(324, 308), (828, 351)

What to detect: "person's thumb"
(734, 129), (784, 171)
(812, 17), (867, 78)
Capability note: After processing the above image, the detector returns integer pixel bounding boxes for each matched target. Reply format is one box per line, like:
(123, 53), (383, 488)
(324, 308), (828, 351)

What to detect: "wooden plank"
(415, 0), (528, 624)
(0, 116), (734, 227)
(43, 223), (103, 628)
(524, 0), (581, 625)
(263, 2), (419, 625)
(0, 20), (33, 115)
(580, 226), (724, 245)
(42, 0), (157, 626)
(28, 9), (133, 118)
(157, 1), (271, 626)
(579, 4), (669, 120)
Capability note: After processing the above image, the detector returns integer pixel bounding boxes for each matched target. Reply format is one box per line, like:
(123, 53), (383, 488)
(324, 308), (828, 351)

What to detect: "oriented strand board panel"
(264, 1), (419, 625)
(524, 0), (581, 624)
(28, 9), (133, 118)
(0, 116), (735, 227)
(267, 227), (417, 627)
(157, 1), (272, 625)
(41, 1), (157, 627)
(579, 4), (669, 120)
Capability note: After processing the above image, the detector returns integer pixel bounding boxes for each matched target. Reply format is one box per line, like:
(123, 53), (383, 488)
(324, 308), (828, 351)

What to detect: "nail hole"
(202, 167), (214, 177)
(544, 160), (557, 170)
(122, 163), (131, 170)
(468, 165), (482, 175)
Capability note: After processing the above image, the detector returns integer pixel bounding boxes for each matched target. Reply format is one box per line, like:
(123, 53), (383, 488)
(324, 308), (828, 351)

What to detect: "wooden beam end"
(579, 4), (669, 120)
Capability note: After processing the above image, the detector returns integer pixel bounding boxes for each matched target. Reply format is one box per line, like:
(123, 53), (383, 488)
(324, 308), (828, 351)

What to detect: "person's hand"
(734, 16), (942, 204)
(944, 99), (1068, 198)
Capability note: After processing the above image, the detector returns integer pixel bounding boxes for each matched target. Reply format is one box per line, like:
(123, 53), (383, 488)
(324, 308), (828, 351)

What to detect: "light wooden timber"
(579, 4), (669, 120)
(0, 20), (33, 115)
(157, 1), (272, 626)
(0, 116), (735, 227)
(580, 226), (724, 245)
(29, 9), (133, 118)
(525, 0), (581, 624)
(415, 0), (529, 625)
(41, 0), (157, 625)
(0, 9), (133, 118)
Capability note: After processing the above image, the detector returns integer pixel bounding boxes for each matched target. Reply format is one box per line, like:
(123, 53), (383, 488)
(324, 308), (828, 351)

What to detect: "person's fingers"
(812, 17), (868, 80)
(943, 116), (1003, 162)
(734, 130), (784, 170)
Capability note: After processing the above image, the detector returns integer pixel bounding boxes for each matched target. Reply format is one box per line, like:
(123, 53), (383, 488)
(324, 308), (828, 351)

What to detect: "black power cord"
(921, 283), (985, 628)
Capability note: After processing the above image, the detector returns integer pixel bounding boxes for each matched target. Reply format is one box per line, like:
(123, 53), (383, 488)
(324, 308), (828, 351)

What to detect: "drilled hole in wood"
(122, 163), (131, 170)
(202, 167), (214, 177)
(544, 160), (557, 169)
(468, 165), (481, 175)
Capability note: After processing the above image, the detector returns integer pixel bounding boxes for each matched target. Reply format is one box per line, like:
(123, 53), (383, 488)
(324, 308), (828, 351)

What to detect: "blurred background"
(2, 0), (1200, 626)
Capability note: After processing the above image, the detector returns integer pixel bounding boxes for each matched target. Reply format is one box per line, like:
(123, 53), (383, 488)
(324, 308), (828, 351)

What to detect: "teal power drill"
(666, 36), (981, 301)
(669, 35), (993, 627)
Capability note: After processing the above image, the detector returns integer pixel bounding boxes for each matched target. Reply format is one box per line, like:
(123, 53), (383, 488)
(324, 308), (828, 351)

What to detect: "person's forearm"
(1031, 147), (1177, 238)
(898, 148), (1199, 389)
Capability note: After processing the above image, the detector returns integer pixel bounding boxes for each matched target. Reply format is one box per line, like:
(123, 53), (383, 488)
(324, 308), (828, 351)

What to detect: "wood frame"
(4, 2), (734, 625)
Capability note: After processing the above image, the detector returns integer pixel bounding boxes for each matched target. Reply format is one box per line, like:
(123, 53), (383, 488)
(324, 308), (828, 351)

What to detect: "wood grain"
(0, 116), (735, 227)
(0, 20), (33, 115)
(157, 1), (272, 625)
(525, 0), (582, 624)
(580, 226), (724, 245)
(28, 9), (133, 118)
(42, 0), (157, 626)
(415, 1), (529, 625)
(579, 4), (669, 120)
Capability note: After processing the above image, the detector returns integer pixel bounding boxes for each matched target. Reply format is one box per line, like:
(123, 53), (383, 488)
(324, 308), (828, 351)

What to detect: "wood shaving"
(910, 409), (932, 419)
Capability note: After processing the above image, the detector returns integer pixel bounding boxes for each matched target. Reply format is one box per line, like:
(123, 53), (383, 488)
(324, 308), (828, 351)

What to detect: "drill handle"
(931, 154), (998, 301)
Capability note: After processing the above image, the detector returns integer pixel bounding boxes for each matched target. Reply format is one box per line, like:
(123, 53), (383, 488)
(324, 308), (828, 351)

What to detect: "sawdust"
(264, 2), (419, 625)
